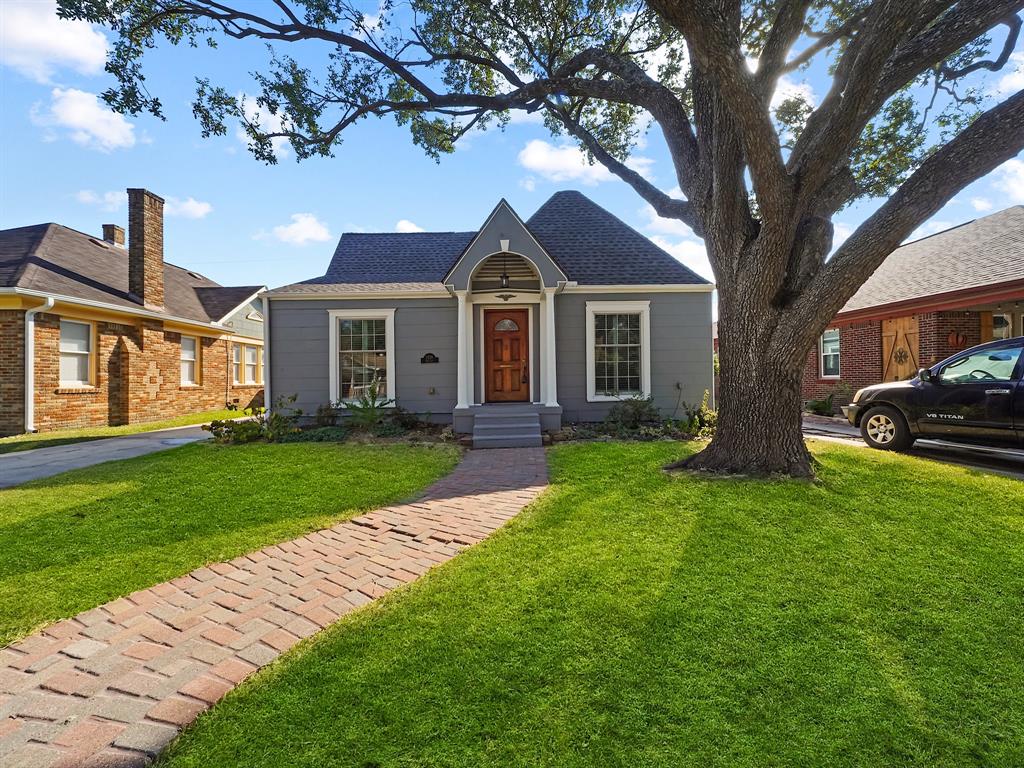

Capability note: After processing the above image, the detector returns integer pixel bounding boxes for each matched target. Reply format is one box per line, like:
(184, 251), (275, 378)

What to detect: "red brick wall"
(801, 320), (882, 408)
(918, 311), (981, 367)
(8, 312), (263, 435)
(800, 311), (985, 413)
(0, 310), (25, 435)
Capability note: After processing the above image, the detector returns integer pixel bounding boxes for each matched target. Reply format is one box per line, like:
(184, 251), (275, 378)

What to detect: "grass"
(0, 408), (240, 454)
(0, 442), (458, 645)
(158, 441), (1024, 768)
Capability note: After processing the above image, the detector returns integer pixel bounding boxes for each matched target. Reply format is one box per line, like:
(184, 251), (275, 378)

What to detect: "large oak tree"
(64, 0), (1024, 476)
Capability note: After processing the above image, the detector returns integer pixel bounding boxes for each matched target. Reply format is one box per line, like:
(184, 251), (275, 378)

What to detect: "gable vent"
(473, 254), (537, 281)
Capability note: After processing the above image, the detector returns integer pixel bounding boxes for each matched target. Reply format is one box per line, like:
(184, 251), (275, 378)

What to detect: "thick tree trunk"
(669, 279), (815, 478)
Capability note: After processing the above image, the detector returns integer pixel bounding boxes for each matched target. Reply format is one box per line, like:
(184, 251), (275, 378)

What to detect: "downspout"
(261, 293), (271, 412)
(24, 296), (55, 433)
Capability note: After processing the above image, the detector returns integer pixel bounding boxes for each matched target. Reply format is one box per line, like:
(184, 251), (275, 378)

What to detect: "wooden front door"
(881, 315), (920, 381)
(484, 308), (529, 402)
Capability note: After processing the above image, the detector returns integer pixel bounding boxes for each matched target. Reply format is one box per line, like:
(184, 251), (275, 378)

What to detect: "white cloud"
(833, 221), (853, 248)
(0, 0), (107, 83)
(649, 235), (714, 283)
(908, 219), (954, 242)
(971, 196), (994, 212)
(772, 75), (816, 110)
(517, 139), (653, 186)
(519, 177), (536, 192)
(994, 52), (1024, 97)
(637, 188), (697, 239)
(76, 189), (125, 212)
(271, 213), (331, 245)
(237, 92), (291, 160)
(993, 158), (1024, 203)
(395, 219), (424, 233)
(165, 197), (213, 219)
(31, 88), (136, 152)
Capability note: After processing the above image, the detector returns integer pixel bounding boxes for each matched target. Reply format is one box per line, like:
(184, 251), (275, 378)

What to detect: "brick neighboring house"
(0, 188), (266, 436)
(802, 205), (1024, 409)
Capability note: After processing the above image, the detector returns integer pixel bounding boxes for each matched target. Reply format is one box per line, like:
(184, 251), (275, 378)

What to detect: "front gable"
(444, 200), (568, 291)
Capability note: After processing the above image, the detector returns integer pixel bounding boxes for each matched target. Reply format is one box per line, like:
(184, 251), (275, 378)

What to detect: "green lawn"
(0, 408), (240, 454)
(159, 441), (1024, 768)
(0, 442), (458, 645)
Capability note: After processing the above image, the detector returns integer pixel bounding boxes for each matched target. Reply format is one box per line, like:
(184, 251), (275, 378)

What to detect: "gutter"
(24, 296), (55, 433)
(0, 287), (229, 333)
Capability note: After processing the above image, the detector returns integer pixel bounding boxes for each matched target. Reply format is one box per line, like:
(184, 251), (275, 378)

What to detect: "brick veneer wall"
(801, 320), (882, 407)
(918, 311), (982, 366)
(19, 312), (262, 434)
(0, 310), (26, 435)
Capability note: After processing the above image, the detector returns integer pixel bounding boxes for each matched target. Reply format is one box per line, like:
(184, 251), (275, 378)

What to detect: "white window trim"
(180, 335), (199, 386)
(819, 328), (841, 379)
(58, 318), (95, 388)
(328, 309), (396, 403)
(585, 300), (651, 402)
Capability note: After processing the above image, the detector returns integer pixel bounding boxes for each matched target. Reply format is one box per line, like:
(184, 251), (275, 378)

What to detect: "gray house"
(264, 191), (714, 446)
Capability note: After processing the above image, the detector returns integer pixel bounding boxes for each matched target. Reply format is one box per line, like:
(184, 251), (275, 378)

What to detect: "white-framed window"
(180, 336), (199, 385)
(820, 328), (841, 378)
(585, 301), (651, 402)
(328, 309), (396, 403)
(59, 319), (94, 387)
(232, 342), (263, 385)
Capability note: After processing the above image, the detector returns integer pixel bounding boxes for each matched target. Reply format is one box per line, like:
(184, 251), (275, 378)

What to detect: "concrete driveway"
(0, 425), (210, 489)
(803, 414), (1024, 480)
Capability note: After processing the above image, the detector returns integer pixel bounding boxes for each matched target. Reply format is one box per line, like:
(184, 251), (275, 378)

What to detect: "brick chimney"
(102, 224), (125, 247)
(127, 188), (165, 309)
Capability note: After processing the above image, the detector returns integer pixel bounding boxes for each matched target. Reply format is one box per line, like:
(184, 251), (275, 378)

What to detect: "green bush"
(340, 379), (395, 431)
(277, 426), (350, 443)
(203, 395), (303, 444)
(604, 395), (661, 431)
(679, 390), (717, 438)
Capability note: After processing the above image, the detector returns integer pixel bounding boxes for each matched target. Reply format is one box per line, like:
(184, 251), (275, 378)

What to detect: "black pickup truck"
(842, 336), (1024, 451)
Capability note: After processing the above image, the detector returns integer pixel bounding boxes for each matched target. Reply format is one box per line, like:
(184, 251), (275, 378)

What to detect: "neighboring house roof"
(842, 206), (1024, 315)
(0, 223), (263, 325)
(270, 190), (709, 294)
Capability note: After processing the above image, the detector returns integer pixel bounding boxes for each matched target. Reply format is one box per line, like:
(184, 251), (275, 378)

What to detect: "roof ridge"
(898, 205), (1024, 248)
(10, 223), (59, 288)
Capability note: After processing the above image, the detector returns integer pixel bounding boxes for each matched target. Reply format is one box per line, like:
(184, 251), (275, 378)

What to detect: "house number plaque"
(420, 353), (439, 364)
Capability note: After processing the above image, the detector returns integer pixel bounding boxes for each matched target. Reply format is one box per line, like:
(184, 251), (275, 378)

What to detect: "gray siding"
(269, 290), (713, 426)
(447, 203), (566, 290)
(269, 297), (458, 419)
(554, 292), (714, 423)
(222, 297), (265, 341)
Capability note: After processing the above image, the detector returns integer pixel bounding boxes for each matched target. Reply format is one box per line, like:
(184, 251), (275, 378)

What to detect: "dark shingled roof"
(0, 222), (261, 325)
(526, 191), (706, 284)
(843, 205), (1024, 314)
(276, 190), (709, 292)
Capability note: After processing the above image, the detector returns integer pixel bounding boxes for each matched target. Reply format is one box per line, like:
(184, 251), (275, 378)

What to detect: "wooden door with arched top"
(484, 308), (529, 402)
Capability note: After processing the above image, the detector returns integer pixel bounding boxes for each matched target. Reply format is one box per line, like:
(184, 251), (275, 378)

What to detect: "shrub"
(806, 395), (836, 416)
(203, 394), (303, 444)
(604, 395), (661, 431)
(314, 403), (339, 427)
(679, 390), (717, 438)
(340, 379), (395, 431)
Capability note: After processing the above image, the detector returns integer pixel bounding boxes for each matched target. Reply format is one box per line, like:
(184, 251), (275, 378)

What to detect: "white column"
(455, 291), (468, 408)
(543, 287), (559, 407)
(465, 294), (475, 405)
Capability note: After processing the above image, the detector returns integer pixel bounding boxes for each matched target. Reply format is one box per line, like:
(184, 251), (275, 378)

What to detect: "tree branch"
(781, 87), (1024, 351)
(551, 105), (702, 235)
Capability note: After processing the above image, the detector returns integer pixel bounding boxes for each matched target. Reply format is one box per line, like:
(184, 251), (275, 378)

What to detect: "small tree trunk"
(670, 284), (814, 478)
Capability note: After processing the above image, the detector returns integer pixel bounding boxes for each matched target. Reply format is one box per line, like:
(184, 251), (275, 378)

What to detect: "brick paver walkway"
(0, 447), (548, 767)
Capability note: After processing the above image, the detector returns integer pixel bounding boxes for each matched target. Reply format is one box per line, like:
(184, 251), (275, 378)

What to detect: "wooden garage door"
(881, 316), (920, 382)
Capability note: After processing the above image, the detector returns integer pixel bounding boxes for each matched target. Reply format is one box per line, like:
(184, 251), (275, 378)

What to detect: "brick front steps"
(0, 448), (548, 767)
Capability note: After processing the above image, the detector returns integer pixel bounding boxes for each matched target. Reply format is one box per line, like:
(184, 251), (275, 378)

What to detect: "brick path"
(0, 447), (548, 767)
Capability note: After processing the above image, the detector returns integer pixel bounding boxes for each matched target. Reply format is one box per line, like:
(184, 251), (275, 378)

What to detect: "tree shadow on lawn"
(158, 441), (1024, 768)
(0, 441), (459, 645)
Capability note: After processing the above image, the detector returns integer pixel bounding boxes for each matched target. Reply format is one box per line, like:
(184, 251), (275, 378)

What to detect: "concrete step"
(472, 418), (541, 432)
(472, 433), (543, 448)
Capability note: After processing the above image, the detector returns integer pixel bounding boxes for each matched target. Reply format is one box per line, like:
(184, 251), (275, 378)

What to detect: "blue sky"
(2, 1), (1023, 297)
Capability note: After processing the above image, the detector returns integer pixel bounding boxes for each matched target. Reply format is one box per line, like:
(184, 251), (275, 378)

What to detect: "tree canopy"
(63, 0), (1024, 476)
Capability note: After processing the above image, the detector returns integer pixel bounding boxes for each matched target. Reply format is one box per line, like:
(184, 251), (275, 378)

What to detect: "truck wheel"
(860, 405), (914, 451)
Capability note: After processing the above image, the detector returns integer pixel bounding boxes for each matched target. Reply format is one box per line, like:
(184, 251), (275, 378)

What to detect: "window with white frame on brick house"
(180, 336), (199, 385)
(820, 329), (841, 378)
(59, 319), (94, 387)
